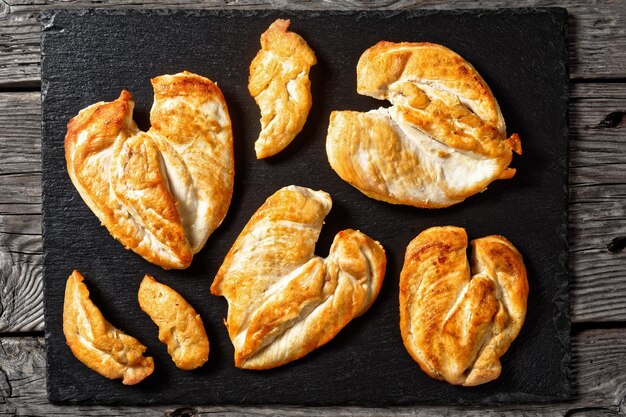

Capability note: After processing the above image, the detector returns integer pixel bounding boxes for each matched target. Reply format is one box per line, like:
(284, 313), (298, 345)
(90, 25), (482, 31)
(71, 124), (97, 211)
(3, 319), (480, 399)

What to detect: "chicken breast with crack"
(211, 185), (386, 369)
(399, 226), (528, 386)
(65, 71), (234, 269)
(326, 42), (521, 208)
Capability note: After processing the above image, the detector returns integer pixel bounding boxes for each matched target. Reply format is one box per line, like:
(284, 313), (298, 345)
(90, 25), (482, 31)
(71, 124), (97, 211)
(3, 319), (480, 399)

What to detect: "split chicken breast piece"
(63, 270), (154, 385)
(65, 71), (234, 269)
(138, 275), (209, 370)
(211, 185), (386, 369)
(399, 226), (528, 386)
(249, 19), (316, 159)
(327, 42), (522, 208)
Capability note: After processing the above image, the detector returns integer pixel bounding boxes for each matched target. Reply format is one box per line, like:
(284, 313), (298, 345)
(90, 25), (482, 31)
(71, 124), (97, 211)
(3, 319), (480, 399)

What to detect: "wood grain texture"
(569, 83), (626, 322)
(0, 0), (625, 87)
(0, 0), (623, 413)
(0, 330), (625, 415)
(0, 92), (42, 332)
(1, 83), (624, 332)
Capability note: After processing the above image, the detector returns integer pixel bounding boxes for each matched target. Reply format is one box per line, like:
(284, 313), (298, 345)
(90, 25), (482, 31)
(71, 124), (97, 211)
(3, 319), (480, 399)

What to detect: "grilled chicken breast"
(399, 226), (528, 386)
(211, 185), (386, 369)
(65, 71), (234, 269)
(63, 270), (154, 385)
(327, 42), (521, 208)
(249, 19), (316, 159)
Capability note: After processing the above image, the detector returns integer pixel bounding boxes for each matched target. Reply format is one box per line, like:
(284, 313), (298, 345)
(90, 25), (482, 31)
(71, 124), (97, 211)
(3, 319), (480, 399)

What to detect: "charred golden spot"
(153, 74), (222, 100)
(436, 255), (448, 265)
(400, 227), (527, 386)
(411, 241), (451, 260)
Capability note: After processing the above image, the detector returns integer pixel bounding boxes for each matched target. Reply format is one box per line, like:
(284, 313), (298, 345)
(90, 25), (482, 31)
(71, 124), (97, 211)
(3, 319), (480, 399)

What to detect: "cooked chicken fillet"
(65, 71), (234, 269)
(211, 185), (386, 369)
(138, 275), (209, 370)
(327, 42), (521, 208)
(63, 270), (154, 385)
(399, 226), (528, 386)
(249, 19), (316, 159)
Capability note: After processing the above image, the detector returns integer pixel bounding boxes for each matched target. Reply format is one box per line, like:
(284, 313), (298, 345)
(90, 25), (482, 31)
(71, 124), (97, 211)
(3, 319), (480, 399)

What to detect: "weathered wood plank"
(0, 92), (40, 174)
(0, 92), (42, 332)
(0, 92), (41, 217)
(0, 330), (624, 415)
(0, 0), (625, 87)
(0, 250), (42, 331)
(569, 83), (626, 322)
(0, 84), (625, 331)
(0, 0), (624, 413)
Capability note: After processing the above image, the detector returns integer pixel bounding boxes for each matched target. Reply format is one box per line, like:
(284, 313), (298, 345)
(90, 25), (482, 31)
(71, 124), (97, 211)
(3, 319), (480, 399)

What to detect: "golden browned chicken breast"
(138, 275), (209, 370)
(249, 19), (316, 159)
(63, 270), (154, 385)
(399, 226), (528, 386)
(211, 185), (386, 369)
(327, 42), (521, 208)
(65, 71), (234, 269)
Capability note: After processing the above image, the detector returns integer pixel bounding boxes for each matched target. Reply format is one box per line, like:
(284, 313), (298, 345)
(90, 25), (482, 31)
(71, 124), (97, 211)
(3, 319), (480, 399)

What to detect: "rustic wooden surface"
(0, 0), (625, 415)
(0, 330), (625, 416)
(1, 0), (625, 86)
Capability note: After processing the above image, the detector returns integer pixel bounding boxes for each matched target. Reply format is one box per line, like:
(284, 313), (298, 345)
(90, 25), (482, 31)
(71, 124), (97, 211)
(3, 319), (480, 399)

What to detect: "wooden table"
(1, 1), (625, 415)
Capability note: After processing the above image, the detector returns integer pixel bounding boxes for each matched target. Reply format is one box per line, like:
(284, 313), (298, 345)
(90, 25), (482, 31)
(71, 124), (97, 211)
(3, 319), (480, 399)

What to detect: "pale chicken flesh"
(65, 72), (234, 269)
(399, 226), (528, 386)
(211, 186), (386, 369)
(326, 42), (521, 208)
(249, 19), (316, 159)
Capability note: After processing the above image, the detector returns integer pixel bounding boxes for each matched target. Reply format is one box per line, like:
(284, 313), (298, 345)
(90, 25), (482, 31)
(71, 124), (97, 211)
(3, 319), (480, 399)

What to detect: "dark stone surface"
(41, 8), (570, 405)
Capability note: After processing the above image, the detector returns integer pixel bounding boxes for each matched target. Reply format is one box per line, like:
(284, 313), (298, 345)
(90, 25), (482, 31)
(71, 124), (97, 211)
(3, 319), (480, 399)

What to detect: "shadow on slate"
(40, 8), (570, 405)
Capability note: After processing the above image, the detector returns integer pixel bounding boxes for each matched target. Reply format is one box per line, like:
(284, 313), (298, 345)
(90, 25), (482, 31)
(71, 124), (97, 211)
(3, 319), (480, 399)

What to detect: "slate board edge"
(39, 6), (571, 22)
(557, 6), (572, 400)
(40, 13), (57, 406)
(39, 8), (571, 405)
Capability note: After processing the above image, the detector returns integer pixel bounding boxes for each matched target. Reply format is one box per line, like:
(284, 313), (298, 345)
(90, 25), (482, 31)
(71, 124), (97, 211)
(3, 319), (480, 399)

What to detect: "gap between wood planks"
(571, 80), (626, 256)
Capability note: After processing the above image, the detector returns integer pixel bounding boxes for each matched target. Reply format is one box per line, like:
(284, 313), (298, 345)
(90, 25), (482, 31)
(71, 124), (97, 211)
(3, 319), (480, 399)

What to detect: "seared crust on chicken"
(211, 185), (386, 369)
(65, 71), (234, 269)
(138, 275), (209, 370)
(326, 42), (521, 208)
(399, 226), (528, 386)
(63, 270), (154, 385)
(249, 19), (316, 159)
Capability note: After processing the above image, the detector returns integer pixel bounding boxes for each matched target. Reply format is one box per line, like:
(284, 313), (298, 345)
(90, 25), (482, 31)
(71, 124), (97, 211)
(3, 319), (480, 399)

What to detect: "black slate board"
(41, 8), (570, 405)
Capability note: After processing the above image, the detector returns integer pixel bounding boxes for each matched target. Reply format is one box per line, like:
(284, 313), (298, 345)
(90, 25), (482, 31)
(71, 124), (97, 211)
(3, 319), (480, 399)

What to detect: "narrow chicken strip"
(138, 275), (209, 370)
(249, 19), (316, 159)
(63, 270), (154, 385)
